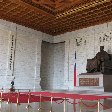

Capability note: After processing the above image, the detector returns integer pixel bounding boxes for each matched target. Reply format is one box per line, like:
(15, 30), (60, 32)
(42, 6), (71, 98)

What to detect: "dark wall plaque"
(79, 78), (99, 86)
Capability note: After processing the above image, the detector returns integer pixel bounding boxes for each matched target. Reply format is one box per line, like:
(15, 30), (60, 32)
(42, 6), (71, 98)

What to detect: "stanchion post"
(0, 88), (3, 112)
(8, 91), (11, 112)
(16, 90), (19, 112)
(50, 97), (53, 112)
(79, 99), (82, 112)
(26, 89), (31, 112)
(98, 100), (100, 112)
(38, 94), (42, 112)
(7, 91), (11, 112)
(64, 98), (66, 112)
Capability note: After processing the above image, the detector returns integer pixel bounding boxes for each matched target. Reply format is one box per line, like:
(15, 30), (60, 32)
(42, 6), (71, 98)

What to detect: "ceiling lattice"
(0, 0), (112, 35)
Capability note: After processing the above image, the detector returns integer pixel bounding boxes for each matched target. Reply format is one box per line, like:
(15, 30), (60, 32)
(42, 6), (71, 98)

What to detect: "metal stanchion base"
(38, 107), (42, 111)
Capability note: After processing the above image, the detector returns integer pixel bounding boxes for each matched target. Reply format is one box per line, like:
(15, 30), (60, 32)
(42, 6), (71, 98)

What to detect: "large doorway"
(40, 41), (65, 90)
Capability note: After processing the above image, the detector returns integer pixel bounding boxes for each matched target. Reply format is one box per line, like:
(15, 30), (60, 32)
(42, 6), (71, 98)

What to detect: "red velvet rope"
(40, 108), (50, 111)
(100, 103), (111, 109)
(66, 100), (79, 105)
(54, 100), (64, 104)
(81, 101), (97, 108)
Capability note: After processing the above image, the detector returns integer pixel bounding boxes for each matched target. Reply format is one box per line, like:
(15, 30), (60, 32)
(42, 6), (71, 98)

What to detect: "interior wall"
(53, 42), (65, 89)
(0, 18), (112, 91)
(0, 29), (10, 88)
(40, 41), (65, 90)
(0, 19), (52, 90)
(54, 21), (112, 89)
(14, 34), (38, 89)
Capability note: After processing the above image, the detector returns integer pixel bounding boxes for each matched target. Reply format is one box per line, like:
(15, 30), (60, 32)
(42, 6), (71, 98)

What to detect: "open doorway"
(40, 41), (65, 90)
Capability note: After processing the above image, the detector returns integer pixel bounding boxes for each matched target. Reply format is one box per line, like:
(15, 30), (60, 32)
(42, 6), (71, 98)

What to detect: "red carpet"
(0, 91), (112, 103)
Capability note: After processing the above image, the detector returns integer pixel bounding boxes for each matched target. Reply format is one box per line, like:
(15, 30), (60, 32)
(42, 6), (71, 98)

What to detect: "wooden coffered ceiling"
(0, 0), (112, 35)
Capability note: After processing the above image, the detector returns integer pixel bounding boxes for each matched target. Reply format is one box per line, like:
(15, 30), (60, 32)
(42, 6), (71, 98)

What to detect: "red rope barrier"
(66, 100), (79, 105)
(81, 101), (97, 108)
(100, 103), (111, 109)
(54, 100), (64, 104)
(41, 108), (50, 111)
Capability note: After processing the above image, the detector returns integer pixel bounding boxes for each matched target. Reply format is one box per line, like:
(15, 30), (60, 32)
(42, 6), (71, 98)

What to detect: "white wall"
(54, 22), (112, 89)
(0, 18), (112, 91)
(53, 42), (65, 89)
(0, 19), (52, 90)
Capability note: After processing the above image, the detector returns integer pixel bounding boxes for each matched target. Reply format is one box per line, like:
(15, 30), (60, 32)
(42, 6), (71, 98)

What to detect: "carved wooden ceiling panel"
(0, 0), (112, 35)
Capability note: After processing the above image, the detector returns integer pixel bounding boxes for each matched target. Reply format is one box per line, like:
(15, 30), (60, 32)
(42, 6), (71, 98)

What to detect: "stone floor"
(41, 99), (112, 112)
(1, 100), (112, 112)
